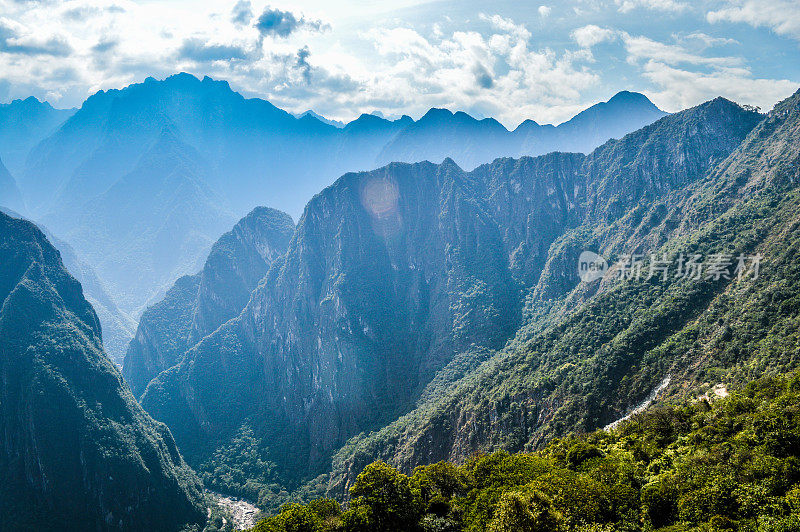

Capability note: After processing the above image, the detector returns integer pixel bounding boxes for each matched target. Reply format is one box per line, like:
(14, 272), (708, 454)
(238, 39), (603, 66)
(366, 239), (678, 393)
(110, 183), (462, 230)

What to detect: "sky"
(0, 0), (798, 127)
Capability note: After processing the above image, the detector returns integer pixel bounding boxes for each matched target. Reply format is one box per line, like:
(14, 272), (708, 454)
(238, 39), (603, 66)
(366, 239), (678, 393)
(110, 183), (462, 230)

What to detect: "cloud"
(638, 60), (797, 112)
(677, 32), (738, 48)
(254, 7), (326, 38)
(707, 1), (800, 41)
(231, 0), (253, 26)
(622, 32), (797, 112)
(472, 63), (494, 88)
(295, 46), (311, 83)
(91, 37), (118, 54)
(615, 0), (688, 13)
(623, 33), (743, 67)
(538, 5), (551, 17)
(571, 25), (617, 48)
(62, 4), (125, 22)
(362, 19), (599, 124)
(0, 17), (72, 56)
(178, 38), (249, 62)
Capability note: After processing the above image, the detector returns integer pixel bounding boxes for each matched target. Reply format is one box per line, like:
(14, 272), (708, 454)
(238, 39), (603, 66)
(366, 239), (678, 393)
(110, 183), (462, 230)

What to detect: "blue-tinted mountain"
(296, 110), (345, 128)
(0, 211), (205, 531)
(0, 96), (74, 177)
(16, 74), (668, 318)
(377, 109), (515, 169)
(379, 91), (667, 169)
(324, 91), (797, 497)
(0, 156), (24, 212)
(52, 129), (237, 315)
(123, 206), (294, 397)
(0, 206), (136, 365)
(136, 97), (758, 506)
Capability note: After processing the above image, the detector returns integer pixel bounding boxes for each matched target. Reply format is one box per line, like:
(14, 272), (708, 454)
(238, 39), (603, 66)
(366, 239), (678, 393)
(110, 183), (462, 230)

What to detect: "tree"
(488, 490), (562, 532)
(346, 461), (422, 531)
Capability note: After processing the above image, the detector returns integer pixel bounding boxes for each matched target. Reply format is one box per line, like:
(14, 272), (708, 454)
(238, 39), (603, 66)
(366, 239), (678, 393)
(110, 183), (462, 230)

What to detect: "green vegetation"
(0, 211), (206, 531)
(252, 371), (800, 531)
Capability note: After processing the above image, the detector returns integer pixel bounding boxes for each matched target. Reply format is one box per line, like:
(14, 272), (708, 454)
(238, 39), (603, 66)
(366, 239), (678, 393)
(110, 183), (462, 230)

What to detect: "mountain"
(252, 371), (800, 531)
(15, 74), (667, 318)
(377, 109), (515, 169)
(123, 206), (295, 397)
(0, 96), (74, 177)
(0, 156), (24, 212)
(526, 89), (668, 155)
(322, 90), (797, 495)
(0, 211), (205, 530)
(379, 91), (668, 170)
(54, 129), (237, 315)
(135, 94), (759, 506)
(296, 110), (345, 128)
(0, 206), (135, 364)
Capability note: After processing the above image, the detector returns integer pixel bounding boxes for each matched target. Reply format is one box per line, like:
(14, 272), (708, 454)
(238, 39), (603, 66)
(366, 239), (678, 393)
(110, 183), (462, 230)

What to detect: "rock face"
(138, 97), (758, 492)
(123, 206), (295, 397)
(0, 211), (205, 531)
(326, 93), (797, 494)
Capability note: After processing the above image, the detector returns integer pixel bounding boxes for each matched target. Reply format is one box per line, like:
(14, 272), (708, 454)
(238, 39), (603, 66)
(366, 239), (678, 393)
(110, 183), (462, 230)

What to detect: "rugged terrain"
(134, 93), (763, 507)
(0, 211), (206, 531)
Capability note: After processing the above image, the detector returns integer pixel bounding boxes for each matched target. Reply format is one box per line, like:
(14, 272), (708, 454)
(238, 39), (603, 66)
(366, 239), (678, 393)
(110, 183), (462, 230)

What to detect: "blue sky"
(0, 0), (797, 127)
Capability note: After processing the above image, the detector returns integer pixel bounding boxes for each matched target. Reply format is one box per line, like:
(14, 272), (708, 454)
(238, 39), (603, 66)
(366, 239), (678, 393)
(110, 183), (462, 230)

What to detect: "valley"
(1, 73), (798, 532)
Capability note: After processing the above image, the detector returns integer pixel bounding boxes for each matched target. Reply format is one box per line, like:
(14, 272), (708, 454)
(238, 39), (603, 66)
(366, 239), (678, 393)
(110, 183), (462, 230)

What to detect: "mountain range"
(3, 72), (800, 531)
(123, 87), (790, 512)
(2, 74), (665, 330)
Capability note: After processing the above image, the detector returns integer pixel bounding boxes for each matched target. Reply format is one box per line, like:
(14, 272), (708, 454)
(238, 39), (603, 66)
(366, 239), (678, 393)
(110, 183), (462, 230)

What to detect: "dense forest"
(251, 371), (800, 531)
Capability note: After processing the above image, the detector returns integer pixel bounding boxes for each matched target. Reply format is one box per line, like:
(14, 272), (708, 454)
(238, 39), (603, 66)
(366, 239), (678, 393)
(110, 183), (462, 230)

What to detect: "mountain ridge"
(0, 210), (205, 531)
(133, 93), (757, 507)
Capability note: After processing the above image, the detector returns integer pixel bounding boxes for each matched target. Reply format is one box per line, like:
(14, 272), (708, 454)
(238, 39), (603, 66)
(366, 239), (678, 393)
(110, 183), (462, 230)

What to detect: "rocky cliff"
(138, 97), (759, 498)
(324, 92), (796, 495)
(0, 211), (206, 531)
(123, 206), (294, 397)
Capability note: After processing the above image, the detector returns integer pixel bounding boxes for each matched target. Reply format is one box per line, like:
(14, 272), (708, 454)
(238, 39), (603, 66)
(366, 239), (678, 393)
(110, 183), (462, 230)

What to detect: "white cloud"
(538, 5), (552, 17)
(615, 0), (688, 13)
(676, 32), (738, 48)
(707, 0), (800, 41)
(0, 0), (794, 128)
(622, 32), (797, 112)
(639, 61), (797, 112)
(623, 33), (743, 67)
(571, 25), (617, 48)
(357, 20), (600, 124)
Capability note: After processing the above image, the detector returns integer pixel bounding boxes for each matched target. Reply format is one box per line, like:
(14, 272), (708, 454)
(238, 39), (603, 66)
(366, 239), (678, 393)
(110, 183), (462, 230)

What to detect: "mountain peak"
(420, 107), (455, 121)
(606, 90), (657, 107)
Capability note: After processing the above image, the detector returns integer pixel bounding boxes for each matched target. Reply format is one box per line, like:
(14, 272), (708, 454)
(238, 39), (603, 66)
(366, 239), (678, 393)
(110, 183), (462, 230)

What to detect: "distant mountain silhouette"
(12, 73), (667, 319)
(0, 96), (74, 177)
(296, 109), (345, 128)
(380, 91), (667, 169)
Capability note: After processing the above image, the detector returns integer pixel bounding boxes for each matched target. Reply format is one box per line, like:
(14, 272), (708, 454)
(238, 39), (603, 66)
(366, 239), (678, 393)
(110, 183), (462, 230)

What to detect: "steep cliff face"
(138, 98), (757, 496)
(189, 206), (295, 346)
(141, 160), (526, 479)
(123, 273), (201, 397)
(325, 94), (794, 495)
(0, 211), (205, 531)
(123, 207), (294, 397)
